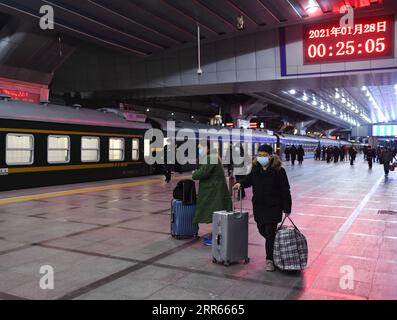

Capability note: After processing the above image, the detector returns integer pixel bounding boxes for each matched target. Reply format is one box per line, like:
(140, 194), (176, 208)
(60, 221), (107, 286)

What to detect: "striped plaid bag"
(273, 216), (308, 271)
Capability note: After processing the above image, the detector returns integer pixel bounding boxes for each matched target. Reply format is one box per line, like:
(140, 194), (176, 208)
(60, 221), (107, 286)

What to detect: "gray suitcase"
(212, 190), (250, 266)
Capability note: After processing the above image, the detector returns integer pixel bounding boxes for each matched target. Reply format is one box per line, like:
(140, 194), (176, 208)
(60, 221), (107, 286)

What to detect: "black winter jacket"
(240, 156), (292, 224)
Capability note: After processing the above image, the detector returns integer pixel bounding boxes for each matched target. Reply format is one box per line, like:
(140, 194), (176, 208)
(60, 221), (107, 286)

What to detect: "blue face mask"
(257, 156), (270, 167)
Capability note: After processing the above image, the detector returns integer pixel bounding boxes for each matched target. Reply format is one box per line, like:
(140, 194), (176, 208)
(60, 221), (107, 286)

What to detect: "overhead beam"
(160, 0), (218, 35)
(43, 0), (165, 50)
(0, 0), (148, 56)
(87, 0), (181, 45)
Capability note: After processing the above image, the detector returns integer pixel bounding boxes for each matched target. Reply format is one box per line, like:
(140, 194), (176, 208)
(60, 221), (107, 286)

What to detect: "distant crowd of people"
(363, 146), (397, 176)
(313, 145), (357, 165)
(284, 145), (305, 165)
(285, 144), (397, 176)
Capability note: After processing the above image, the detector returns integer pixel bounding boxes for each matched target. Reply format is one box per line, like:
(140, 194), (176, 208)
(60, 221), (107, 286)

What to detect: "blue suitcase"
(171, 199), (199, 239)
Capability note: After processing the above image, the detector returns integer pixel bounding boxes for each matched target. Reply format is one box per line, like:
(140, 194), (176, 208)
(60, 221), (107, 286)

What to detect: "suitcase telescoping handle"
(232, 188), (244, 219)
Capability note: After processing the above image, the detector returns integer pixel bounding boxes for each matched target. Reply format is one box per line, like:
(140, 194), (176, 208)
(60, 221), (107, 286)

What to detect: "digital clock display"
(303, 15), (394, 64)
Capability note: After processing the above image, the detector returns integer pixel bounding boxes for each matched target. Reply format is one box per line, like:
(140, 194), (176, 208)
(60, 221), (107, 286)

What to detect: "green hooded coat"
(192, 154), (232, 224)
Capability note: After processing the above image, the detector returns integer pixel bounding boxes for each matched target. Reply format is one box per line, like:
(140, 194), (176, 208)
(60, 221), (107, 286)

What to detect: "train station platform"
(0, 157), (396, 300)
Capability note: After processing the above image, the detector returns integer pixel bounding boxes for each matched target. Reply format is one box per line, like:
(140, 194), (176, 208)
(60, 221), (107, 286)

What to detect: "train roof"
(279, 134), (318, 143)
(0, 100), (152, 130)
(149, 117), (277, 142)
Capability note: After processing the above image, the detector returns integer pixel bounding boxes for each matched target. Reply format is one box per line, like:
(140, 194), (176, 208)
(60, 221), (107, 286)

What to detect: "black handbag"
(173, 179), (197, 205)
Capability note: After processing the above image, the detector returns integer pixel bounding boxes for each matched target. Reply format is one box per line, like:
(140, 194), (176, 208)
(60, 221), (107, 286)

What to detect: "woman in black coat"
(297, 145), (305, 164)
(234, 144), (292, 272)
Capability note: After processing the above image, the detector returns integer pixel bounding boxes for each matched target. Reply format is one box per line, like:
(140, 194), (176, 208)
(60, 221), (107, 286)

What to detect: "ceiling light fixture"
(305, 0), (320, 14)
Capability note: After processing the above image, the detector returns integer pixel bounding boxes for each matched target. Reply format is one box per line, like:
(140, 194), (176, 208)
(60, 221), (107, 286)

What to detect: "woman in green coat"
(192, 144), (232, 246)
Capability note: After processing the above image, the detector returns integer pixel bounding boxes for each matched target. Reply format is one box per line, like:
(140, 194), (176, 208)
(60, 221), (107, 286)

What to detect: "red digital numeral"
(346, 41), (355, 55)
(308, 44), (317, 58)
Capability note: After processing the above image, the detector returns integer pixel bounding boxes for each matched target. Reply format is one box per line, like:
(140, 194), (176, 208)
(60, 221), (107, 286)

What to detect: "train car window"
(6, 134), (34, 165)
(81, 137), (100, 162)
(109, 138), (124, 161)
(48, 135), (70, 164)
(144, 139), (151, 158)
(132, 138), (139, 160)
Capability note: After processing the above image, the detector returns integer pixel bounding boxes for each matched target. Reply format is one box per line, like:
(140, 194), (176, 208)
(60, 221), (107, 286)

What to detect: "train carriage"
(0, 98), (151, 191)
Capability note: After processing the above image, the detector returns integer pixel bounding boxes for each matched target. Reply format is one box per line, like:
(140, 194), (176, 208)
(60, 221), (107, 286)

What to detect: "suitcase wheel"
(244, 258), (250, 264)
(223, 261), (230, 266)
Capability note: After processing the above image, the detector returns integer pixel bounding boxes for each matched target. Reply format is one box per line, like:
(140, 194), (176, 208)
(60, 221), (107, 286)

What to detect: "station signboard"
(303, 15), (394, 64)
(372, 124), (397, 136)
(0, 88), (41, 103)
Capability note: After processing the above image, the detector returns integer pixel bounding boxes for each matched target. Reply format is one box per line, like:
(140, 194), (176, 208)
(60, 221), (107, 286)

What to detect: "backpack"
(173, 179), (197, 205)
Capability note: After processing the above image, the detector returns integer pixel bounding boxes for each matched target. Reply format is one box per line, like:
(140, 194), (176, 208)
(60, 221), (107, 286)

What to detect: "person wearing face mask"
(233, 144), (292, 272)
(192, 142), (232, 246)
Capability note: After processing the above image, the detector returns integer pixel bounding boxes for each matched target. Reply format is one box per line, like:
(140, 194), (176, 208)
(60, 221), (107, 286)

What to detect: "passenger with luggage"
(297, 145), (305, 165)
(192, 142), (232, 246)
(381, 148), (394, 176)
(233, 144), (292, 272)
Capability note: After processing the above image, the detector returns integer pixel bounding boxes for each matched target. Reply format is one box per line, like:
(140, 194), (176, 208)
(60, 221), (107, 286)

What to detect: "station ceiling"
(252, 84), (397, 127)
(0, 0), (393, 56)
(0, 0), (396, 130)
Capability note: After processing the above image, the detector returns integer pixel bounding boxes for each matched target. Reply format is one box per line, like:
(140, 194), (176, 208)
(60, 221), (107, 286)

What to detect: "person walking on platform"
(233, 144), (291, 272)
(192, 142), (232, 246)
(290, 145), (297, 165)
(163, 144), (174, 183)
(315, 146), (321, 160)
(363, 146), (368, 161)
(381, 148), (394, 176)
(333, 146), (340, 163)
(376, 146), (382, 163)
(339, 147), (345, 162)
(297, 145), (305, 165)
(322, 146), (326, 161)
(326, 146), (332, 163)
(285, 146), (291, 162)
(367, 146), (374, 169)
(349, 147), (357, 165)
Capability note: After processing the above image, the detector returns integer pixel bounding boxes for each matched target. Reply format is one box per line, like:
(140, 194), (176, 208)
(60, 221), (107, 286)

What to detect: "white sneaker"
(266, 260), (275, 272)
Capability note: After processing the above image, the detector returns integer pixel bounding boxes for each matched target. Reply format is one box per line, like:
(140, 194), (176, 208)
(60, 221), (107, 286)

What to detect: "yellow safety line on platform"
(8, 162), (142, 174)
(0, 175), (191, 205)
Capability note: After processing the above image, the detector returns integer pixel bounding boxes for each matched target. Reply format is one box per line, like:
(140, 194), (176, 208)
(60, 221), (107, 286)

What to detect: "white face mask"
(257, 156), (269, 167)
